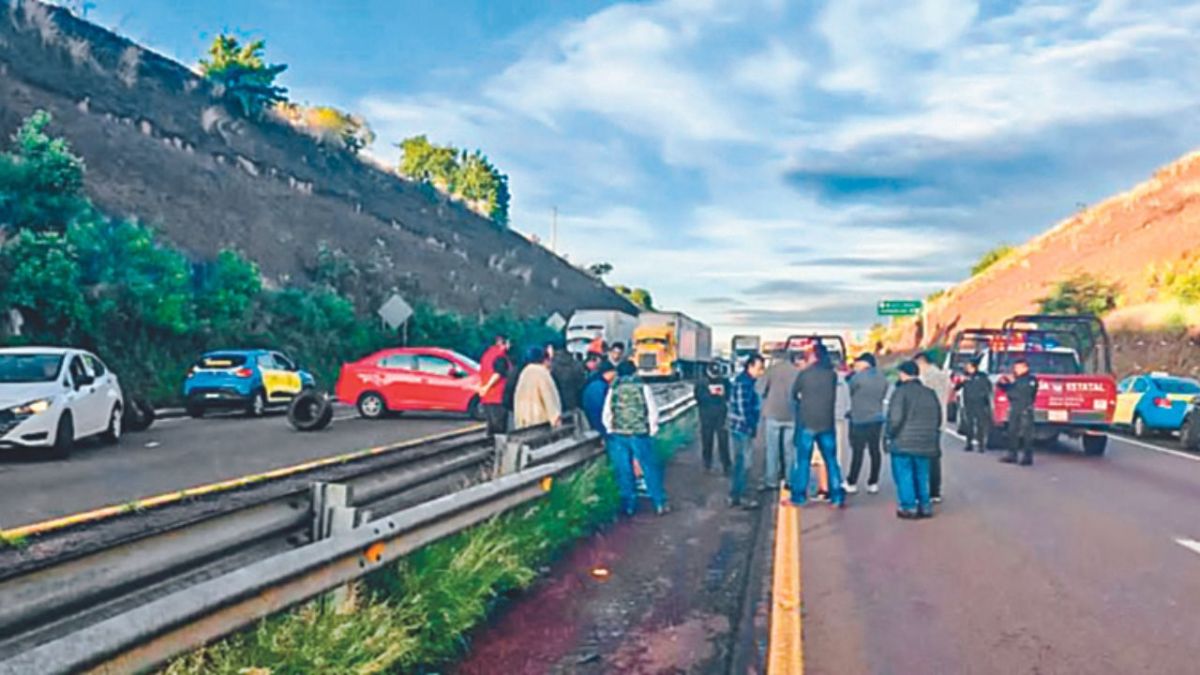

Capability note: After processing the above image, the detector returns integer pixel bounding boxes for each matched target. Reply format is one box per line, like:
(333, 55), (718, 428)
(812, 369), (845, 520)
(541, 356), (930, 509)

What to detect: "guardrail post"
(312, 482), (358, 613)
(571, 409), (587, 440)
(493, 437), (528, 477)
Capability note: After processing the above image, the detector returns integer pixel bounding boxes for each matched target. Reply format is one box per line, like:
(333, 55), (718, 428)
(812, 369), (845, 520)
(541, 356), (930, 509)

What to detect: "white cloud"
(730, 41), (807, 99)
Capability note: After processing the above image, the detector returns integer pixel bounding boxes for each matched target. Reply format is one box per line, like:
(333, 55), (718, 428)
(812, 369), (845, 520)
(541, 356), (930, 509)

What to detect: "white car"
(0, 347), (124, 457)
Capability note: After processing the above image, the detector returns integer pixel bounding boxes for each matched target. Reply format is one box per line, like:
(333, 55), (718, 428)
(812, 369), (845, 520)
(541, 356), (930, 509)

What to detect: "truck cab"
(634, 326), (676, 378)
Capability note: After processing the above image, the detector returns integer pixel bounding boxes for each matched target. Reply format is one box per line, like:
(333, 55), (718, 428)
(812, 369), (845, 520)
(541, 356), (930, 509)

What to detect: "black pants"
(483, 403), (508, 436)
(847, 422), (882, 486)
(963, 403), (992, 450)
(1009, 409), (1035, 457)
(931, 454), (942, 498)
(700, 412), (731, 471)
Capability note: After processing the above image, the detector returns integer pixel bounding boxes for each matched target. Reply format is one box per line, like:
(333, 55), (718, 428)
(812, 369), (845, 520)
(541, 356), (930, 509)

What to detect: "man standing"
(915, 351), (950, 503)
(728, 354), (765, 508)
(695, 362), (732, 474)
(582, 361), (616, 435)
(999, 359), (1038, 466)
(845, 353), (888, 494)
(886, 361), (942, 519)
(758, 349), (801, 491)
(548, 341), (586, 413)
(478, 335), (511, 436)
(789, 345), (846, 507)
(514, 346), (563, 429)
(957, 359), (994, 452)
(608, 342), (626, 367)
(603, 361), (668, 515)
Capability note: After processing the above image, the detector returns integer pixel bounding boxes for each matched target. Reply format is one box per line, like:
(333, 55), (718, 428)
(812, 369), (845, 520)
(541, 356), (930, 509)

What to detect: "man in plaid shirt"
(728, 353), (766, 508)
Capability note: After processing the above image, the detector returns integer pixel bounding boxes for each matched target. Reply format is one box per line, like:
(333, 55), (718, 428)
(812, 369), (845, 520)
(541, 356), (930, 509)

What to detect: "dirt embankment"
(908, 151), (1200, 347)
(0, 1), (632, 317)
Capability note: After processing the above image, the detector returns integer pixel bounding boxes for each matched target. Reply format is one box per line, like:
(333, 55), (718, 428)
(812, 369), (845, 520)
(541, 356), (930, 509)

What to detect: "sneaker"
(866, 483), (880, 495)
(896, 509), (919, 520)
(917, 508), (934, 519)
(813, 491), (829, 502)
(931, 495), (943, 504)
(655, 503), (671, 516)
(844, 483), (859, 495)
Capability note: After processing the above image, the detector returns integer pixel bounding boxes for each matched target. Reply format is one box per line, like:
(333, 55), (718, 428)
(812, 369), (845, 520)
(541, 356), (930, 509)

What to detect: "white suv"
(0, 347), (125, 458)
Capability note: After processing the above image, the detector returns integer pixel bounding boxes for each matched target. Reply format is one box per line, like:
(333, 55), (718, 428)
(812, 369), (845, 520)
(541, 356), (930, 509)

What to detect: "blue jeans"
(607, 434), (666, 512)
(890, 453), (931, 512)
(730, 430), (755, 502)
(791, 427), (844, 505)
(763, 419), (795, 489)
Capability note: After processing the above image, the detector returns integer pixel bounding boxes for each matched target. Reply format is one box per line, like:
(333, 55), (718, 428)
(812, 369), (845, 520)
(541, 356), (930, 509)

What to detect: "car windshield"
(458, 356), (480, 371)
(996, 351), (1082, 375)
(0, 353), (65, 383)
(1153, 378), (1200, 395)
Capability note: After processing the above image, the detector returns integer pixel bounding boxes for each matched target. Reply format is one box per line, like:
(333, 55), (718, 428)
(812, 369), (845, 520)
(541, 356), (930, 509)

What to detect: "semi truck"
(564, 310), (639, 359)
(731, 335), (761, 369)
(633, 311), (712, 380)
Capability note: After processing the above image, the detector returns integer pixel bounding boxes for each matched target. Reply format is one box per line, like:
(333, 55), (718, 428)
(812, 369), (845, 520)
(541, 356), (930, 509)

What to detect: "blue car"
(1113, 372), (1200, 438)
(183, 349), (314, 418)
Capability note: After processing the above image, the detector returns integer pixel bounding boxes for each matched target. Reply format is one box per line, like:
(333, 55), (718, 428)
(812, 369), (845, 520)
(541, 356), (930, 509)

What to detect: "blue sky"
(79, 0), (1200, 344)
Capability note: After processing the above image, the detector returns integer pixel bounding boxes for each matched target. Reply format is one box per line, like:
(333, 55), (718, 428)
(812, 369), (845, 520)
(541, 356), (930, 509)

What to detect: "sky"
(77, 0), (1200, 345)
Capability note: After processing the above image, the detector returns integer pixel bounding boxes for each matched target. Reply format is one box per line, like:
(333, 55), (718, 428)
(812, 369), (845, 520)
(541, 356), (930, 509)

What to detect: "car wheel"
(1181, 416), (1199, 452)
(357, 392), (387, 420)
(1082, 434), (1108, 456)
(245, 390), (267, 418)
(51, 413), (74, 460)
(1133, 414), (1148, 439)
(101, 405), (123, 444)
(125, 398), (156, 432)
(288, 390), (334, 431)
(187, 404), (205, 419)
(467, 396), (484, 421)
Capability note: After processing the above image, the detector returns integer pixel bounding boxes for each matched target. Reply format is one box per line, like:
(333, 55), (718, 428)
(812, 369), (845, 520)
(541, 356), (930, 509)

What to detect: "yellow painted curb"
(767, 487), (804, 675)
(1, 424), (484, 540)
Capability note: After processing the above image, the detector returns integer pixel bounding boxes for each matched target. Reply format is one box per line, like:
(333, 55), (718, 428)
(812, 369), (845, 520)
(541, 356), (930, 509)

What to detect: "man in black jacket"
(548, 341), (586, 412)
(956, 359), (993, 452)
(788, 345), (845, 507)
(695, 363), (731, 474)
(886, 361), (942, 518)
(999, 359), (1038, 466)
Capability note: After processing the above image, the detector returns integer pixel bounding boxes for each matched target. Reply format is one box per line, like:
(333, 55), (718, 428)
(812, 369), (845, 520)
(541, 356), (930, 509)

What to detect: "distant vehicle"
(785, 334), (849, 372)
(1113, 372), (1200, 438)
(982, 314), (1116, 456)
(730, 335), (761, 370)
(183, 349), (314, 418)
(335, 347), (483, 419)
(943, 328), (1001, 425)
(565, 310), (638, 359)
(633, 311), (712, 380)
(1181, 397), (1200, 451)
(0, 347), (124, 457)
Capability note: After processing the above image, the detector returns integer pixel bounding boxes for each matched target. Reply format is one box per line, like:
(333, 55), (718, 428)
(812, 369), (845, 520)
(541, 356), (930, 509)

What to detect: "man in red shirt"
(478, 335), (511, 435)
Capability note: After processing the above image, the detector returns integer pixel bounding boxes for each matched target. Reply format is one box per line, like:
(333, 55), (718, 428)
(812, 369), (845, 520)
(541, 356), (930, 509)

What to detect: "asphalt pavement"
(801, 431), (1200, 675)
(0, 406), (470, 529)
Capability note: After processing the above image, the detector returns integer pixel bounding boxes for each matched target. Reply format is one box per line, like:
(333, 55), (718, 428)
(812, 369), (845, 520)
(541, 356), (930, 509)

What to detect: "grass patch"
(165, 411), (696, 674)
(0, 530), (30, 550)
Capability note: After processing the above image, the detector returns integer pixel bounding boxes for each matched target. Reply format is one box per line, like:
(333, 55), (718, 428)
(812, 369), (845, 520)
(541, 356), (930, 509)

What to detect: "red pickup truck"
(981, 315), (1116, 456)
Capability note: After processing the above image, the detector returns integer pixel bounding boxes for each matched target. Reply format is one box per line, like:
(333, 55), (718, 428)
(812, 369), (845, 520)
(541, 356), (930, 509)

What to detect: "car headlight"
(10, 398), (53, 416)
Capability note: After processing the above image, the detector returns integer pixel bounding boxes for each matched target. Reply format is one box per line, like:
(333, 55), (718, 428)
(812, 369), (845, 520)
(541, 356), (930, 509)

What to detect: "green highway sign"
(877, 300), (923, 317)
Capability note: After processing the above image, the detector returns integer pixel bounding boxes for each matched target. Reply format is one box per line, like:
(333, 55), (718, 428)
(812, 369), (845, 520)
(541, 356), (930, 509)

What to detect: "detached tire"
(1180, 415), (1199, 452)
(288, 390), (334, 432)
(124, 398), (156, 432)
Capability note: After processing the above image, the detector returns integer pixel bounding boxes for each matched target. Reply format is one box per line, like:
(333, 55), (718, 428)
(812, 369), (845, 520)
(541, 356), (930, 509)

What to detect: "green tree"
(614, 285), (655, 311)
(199, 35), (288, 118)
(1037, 273), (1119, 315)
(586, 262), (613, 278)
(397, 135), (459, 188)
(0, 110), (86, 233)
(0, 230), (90, 340)
(971, 244), (1014, 276)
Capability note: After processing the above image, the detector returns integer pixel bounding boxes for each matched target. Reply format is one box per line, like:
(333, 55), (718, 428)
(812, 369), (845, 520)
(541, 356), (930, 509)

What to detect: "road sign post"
(878, 299), (926, 345)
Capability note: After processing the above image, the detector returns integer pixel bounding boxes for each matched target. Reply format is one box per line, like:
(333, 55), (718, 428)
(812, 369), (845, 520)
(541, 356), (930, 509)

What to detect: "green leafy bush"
(396, 136), (510, 226)
(1147, 255), (1200, 306)
(1037, 273), (1120, 316)
(198, 35), (288, 118)
(971, 244), (1014, 276)
(0, 110), (86, 233)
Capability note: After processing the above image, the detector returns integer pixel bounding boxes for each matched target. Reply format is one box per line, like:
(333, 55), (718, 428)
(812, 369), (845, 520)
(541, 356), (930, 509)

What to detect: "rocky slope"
(0, 1), (632, 317)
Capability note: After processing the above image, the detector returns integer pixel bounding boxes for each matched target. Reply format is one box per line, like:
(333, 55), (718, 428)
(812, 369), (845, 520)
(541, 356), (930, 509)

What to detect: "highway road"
(0, 407), (471, 530)
(802, 431), (1200, 675)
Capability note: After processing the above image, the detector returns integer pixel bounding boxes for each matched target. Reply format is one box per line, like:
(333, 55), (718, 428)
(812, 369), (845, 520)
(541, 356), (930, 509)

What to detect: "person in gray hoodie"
(887, 361), (942, 519)
(845, 353), (888, 494)
(757, 349), (802, 490)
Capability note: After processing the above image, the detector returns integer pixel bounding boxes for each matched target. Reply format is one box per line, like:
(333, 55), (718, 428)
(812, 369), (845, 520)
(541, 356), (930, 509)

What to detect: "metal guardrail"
(0, 388), (695, 674)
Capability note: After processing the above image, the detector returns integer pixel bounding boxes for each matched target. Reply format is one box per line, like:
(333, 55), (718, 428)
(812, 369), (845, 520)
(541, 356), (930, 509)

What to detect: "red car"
(335, 347), (483, 419)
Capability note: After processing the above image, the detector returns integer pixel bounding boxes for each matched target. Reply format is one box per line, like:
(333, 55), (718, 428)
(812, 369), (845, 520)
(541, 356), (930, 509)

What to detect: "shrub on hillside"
(1146, 254), (1200, 306)
(396, 136), (510, 226)
(274, 103), (375, 154)
(199, 35), (288, 118)
(0, 110), (86, 233)
(970, 244), (1014, 276)
(1037, 273), (1120, 316)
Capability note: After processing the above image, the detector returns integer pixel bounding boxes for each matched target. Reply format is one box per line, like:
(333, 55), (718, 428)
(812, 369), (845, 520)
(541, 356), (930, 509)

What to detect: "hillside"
(914, 150), (1200, 354)
(0, 1), (631, 317)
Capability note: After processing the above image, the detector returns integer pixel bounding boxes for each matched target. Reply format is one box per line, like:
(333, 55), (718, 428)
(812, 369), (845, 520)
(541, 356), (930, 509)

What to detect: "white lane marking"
(1176, 538), (1200, 557)
(1108, 435), (1200, 463)
(332, 414), (356, 422)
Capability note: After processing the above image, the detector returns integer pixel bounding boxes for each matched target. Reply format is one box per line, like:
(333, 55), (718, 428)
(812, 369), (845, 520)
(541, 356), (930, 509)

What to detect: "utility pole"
(551, 206), (558, 254)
